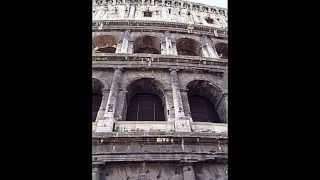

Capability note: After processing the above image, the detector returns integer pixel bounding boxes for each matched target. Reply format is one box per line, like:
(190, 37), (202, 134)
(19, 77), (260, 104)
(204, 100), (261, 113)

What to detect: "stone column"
(164, 89), (175, 122)
(96, 68), (122, 132)
(182, 164), (196, 180)
(202, 36), (219, 58)
(95, 89), (110, 122)
(92, 167), (101, 180)
(180, 89), (192, 120)
(160, 37), (166, 55)
(113, 0), (116, 5)
(170, 69), (191, 132)
(121, 30), (130, 53)
(129, 5), (136, 18)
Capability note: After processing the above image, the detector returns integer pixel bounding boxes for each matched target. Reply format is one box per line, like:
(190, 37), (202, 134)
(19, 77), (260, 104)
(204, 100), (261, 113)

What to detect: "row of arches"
(93, 35), (228, 59)
(92, 78), (225, 123)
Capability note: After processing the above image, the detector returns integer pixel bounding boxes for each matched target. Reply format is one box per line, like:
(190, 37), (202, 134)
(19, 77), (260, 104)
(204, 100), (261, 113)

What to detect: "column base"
(175, 117), (192, 132)
(95, 120), (114, 132)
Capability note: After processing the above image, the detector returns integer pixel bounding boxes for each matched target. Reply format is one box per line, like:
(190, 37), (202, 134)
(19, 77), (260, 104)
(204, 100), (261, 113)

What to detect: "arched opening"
(92, 78), (104, 122)
(134, 36), (161, 54)
(215, 42), (228, 59)
(93, 35), (117, 53)
(187, 80), (223, 123)
(176, 38), (200, 56)
(125, 78), (166, 121)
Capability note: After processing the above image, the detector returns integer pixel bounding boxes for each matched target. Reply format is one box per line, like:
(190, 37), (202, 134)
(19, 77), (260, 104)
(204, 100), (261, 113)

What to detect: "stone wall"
(92, 1), (228, 179)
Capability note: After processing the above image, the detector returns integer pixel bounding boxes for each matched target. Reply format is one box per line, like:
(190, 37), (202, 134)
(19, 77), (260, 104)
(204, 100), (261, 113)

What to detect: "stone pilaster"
(182, 164), (196, 180)
(95, 89), (110, 122)
(180, 89), (192, 120)
(116, 30), (130, 54)
(164, 89), (175, 122)
(96, 68), (122, 132)
(170, 69), (191, 132)
(201, 36), (219, 58)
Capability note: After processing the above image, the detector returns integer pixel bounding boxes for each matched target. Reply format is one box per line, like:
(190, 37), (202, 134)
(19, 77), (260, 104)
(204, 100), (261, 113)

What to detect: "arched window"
(93, 35), (117, 53)
(127, 94), (165, 121)
(124, 78), (166, 121)
(187, 80), (224, 123)
(176, 38), (200, 56)
(92, 78), (104, 122)
(134, 36), (161, 54)
(188, 95), (220, 122)
(215, 42), (228, 59)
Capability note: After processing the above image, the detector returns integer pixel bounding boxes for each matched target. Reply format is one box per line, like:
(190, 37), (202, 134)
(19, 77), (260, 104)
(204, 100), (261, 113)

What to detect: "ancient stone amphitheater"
(92, 0), (228, 179)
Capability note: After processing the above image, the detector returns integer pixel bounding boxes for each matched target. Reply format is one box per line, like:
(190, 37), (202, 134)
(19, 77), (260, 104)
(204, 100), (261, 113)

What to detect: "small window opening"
(144, 11), (152, 17)
(205, 17), (214, 24)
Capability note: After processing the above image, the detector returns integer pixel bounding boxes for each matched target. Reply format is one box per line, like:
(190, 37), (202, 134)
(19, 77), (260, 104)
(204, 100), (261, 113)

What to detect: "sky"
(185, 0), (227, 8)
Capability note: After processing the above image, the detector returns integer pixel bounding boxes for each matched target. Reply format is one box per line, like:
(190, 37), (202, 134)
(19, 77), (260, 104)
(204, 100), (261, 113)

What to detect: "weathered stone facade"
(92, 0), (228, 179)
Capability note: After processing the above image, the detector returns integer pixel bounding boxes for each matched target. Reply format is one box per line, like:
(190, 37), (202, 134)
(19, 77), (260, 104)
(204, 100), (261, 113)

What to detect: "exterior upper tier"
(93, 0), (228, 30)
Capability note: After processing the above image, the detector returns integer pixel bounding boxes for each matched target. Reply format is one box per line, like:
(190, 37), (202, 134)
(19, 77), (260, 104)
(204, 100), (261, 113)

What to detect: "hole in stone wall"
(144, 11), (152, 17)
(176, 38), (200, 56)
(205, 17), (214, 24)
(93, 35), (117, 53)
(215, 42), (228, 59)
(187, 80), (223, 123)
(134, 36), (161, 54)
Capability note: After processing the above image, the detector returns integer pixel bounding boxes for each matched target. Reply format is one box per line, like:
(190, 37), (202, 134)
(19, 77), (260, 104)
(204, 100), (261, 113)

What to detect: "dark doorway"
(127, 93), (165, 121)
(189, 95), (220, 123)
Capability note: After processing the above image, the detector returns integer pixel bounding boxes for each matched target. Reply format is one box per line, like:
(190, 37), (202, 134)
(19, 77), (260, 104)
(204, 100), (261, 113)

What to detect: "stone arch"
(133, 35), (161, 54)
(93, 35), (118, 53)
(215, 42), (228, 59)
(176, 38), (201, 56)
(123, 78), (167, 121)
(186, 80), (226, 123)
(92, 78), (104, 122)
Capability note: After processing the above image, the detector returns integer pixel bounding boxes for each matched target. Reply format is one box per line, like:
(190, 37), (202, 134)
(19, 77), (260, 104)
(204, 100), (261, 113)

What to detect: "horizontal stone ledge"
(92, 62), (226, 74)
(92, 53), (228, 62)
(92, 153), (227, 163)
(92, 20), (227, 37)
(92, 131), (228, 139)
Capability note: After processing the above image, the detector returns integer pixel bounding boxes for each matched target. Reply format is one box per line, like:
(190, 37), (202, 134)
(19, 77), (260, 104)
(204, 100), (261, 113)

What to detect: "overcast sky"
(185, 0), (227, 8)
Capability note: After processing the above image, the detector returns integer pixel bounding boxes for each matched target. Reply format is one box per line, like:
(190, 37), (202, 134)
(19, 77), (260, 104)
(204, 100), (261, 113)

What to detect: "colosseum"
(92, 0), (228, 179)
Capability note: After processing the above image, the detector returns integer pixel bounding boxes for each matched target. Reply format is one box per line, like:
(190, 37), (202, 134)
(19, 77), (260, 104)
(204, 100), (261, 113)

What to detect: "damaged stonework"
(92, 132), (227, 180)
